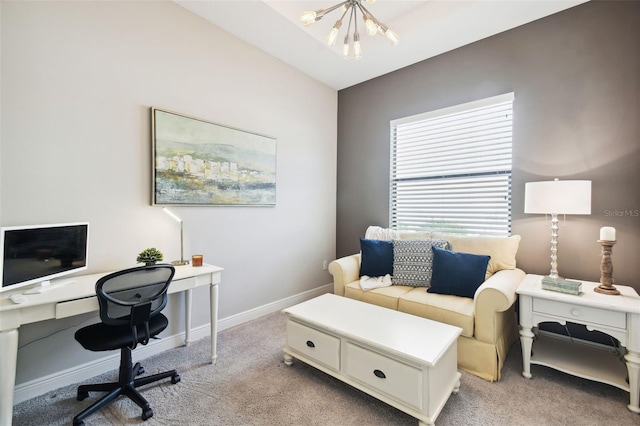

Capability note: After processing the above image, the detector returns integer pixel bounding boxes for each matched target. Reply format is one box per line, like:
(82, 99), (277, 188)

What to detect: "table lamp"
(524, 178), (591, 281)
(163, 207), (189, 266)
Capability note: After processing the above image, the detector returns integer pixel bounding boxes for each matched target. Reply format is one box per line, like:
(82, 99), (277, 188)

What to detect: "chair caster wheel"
(171, 374), (181, 384)
(142, 407), (153, 421)
(137, 366), (145, 375)
(73, 420), (84, 426)
(77, 390), (89, 401)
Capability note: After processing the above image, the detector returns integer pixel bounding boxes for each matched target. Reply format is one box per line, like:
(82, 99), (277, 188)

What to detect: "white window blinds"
(390, 93), (514, 236)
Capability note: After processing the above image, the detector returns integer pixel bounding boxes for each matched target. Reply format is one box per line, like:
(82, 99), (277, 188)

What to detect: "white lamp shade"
(524, 180), (591, 215)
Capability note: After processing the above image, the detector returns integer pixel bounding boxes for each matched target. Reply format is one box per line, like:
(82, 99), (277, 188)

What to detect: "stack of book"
(541, 276), (582, 295)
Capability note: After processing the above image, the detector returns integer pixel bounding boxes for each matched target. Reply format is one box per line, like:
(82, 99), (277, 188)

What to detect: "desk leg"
(519, 326), (534, 379)
(184, 289), (193, 346)
(1, 328), (19, 426)
(210, 284), (218, 364)
(625, 350), (640, 413)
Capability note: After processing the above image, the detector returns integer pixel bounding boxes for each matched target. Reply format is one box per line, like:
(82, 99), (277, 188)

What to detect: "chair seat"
(75, 314), (168, 352)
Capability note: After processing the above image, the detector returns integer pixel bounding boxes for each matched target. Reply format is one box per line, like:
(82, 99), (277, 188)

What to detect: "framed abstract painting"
(151, 108), (276, 206)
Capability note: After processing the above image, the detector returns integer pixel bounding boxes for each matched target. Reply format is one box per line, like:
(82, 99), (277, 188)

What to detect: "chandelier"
(300, 0), (399, 60)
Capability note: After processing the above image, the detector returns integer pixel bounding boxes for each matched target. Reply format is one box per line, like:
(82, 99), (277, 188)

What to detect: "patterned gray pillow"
(392, 239), (451, 287)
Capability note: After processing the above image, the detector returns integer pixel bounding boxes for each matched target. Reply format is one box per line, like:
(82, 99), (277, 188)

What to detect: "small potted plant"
(136, 247), (164, 266)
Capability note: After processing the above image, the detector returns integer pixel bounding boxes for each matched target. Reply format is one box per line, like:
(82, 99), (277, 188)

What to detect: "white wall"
(1, 1), (336, 389)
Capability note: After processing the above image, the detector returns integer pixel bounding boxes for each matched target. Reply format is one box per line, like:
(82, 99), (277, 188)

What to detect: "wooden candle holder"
(594, 240), (620, 295)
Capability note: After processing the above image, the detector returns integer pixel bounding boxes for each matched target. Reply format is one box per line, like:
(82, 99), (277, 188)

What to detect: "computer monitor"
(0, 222), (89, 293)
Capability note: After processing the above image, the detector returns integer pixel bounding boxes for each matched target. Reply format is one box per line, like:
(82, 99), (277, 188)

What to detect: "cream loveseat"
(328, 231), (525, 381)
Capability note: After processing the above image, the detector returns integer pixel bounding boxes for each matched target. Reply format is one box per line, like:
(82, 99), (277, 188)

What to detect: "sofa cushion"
(428, 247), (491, 299)
(391, 239), (451, 287)
(398, 288), (475, 338)
(432, 234), (520, 278)
(359, 238), (394, 277)
(344, 281), (412, 310)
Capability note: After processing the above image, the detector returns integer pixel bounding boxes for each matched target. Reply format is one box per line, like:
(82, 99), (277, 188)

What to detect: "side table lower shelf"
(531, 332), (629, 391)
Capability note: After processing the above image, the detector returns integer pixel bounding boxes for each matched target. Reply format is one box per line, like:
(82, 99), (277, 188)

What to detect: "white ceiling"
(175, 0), (588, 90)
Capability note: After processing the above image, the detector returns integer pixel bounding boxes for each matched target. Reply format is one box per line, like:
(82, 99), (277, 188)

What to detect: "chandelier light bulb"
(326, 25), (341, 46)
(300, 10), (318, 26)
(365, 17), (378, 36)
(365, 0), (376, 4)
(353, 31), (362, 60)
(354, 41), (362, 59)
(342, 34), (351, 59)
(385, 28), (399, 45)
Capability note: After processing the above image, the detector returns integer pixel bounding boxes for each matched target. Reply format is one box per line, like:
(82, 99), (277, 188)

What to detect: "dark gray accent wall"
(336, 0), (639, 290)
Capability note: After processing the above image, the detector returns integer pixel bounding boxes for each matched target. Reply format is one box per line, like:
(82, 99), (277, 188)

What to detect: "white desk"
(517, 274), (640, 413)
(0, 263), (223, 426)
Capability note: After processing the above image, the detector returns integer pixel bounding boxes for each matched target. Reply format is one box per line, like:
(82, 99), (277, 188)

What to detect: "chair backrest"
(96, 264), (175, 328)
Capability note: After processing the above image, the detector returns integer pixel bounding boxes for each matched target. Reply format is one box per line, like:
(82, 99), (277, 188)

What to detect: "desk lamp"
(163, 208), (189, 266)
(524, 178), (591, 281)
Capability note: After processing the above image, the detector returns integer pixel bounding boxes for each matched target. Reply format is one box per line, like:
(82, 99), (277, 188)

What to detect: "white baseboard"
(217, 283), (332, 332)
(13, 283), (332, 405)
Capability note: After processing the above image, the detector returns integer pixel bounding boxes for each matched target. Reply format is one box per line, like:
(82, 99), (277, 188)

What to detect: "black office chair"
(73, 264), (180, 426)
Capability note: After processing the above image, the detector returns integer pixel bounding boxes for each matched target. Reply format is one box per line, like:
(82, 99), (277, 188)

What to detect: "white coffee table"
(282, 293), (462, 426)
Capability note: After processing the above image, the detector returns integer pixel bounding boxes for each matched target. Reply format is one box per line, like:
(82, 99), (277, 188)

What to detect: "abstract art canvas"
(152, 108), (276, 206)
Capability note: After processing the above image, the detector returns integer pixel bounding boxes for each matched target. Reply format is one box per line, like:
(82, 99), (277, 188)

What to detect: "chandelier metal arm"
(355, 2), (380, 36)
(338, 3), (351, 21)
(356, 2), (375, 23)
(317, 1), (350, 21)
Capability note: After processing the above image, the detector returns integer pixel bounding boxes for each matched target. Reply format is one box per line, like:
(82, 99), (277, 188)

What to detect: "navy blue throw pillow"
(359, 238), (394, 277)
(428, 246), (490, 298)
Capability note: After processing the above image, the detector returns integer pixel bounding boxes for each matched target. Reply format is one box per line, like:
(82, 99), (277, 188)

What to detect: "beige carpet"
(13, 311), (639, 425)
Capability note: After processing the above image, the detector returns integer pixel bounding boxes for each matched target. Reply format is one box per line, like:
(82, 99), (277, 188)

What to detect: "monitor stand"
(23, 279), (76, 294)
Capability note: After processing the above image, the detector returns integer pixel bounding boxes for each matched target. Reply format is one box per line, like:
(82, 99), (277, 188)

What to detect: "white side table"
(517, 274), (640, 413)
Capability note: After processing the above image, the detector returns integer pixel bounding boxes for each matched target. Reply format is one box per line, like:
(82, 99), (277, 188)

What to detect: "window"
(390, 93), (514, 236)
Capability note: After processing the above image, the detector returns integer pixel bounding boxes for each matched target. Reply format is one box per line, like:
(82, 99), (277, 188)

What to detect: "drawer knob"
(306, 340), (315, 348)
(373, 369), (386, 379)
(571, 309), (581, 316)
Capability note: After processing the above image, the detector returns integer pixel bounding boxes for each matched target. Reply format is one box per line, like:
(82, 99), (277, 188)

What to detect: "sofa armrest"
(474, 268), (526, 344)
(328, 254), (361, 296)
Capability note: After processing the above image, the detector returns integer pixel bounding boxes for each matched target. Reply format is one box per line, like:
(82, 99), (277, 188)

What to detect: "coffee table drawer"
(287, 320), (340, 371)
(533, 298), (626, 329)
(344, 342), (422, 409)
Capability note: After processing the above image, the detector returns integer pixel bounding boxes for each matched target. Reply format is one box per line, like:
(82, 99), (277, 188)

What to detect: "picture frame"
(151, 108), (277, 206)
